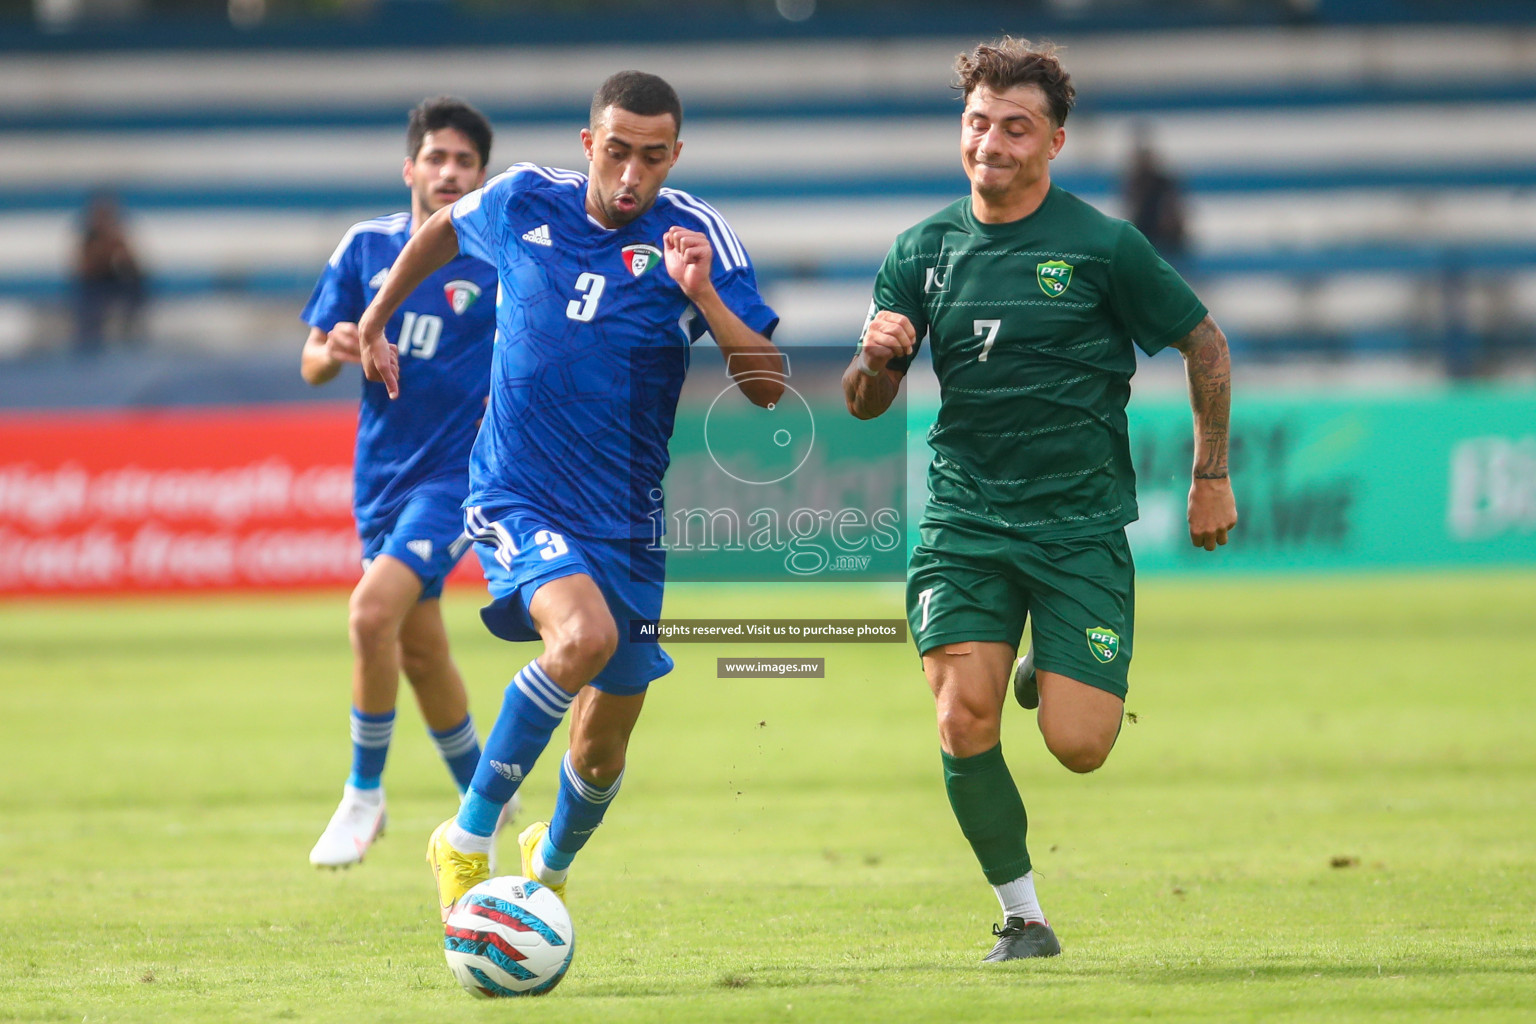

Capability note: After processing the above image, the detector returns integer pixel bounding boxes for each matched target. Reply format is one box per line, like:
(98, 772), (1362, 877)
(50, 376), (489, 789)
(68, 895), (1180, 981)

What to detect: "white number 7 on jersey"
(974, 319), (1001, 362)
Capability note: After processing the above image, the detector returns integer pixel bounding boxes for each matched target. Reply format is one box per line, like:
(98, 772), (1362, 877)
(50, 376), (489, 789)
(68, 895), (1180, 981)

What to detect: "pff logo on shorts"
(1086, 626), (1120, 664)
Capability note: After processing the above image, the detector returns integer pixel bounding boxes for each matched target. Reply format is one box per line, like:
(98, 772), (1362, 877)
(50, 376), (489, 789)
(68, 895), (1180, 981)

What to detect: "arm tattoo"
(843, 358), (902, 420)
(1173, 315), (1231, 480)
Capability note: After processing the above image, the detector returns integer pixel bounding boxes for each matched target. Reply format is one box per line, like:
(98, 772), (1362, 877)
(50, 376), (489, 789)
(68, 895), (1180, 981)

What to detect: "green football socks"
(942, 743), (1032, 885)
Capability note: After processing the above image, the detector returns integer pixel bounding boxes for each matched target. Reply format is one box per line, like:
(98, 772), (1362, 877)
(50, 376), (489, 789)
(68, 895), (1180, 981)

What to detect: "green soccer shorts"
(906, 517), (1135, 698)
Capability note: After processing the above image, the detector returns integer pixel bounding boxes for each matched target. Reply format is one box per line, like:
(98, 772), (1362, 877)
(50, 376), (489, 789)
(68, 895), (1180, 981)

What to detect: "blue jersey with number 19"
(450, 163), (779, 539)
(301, 212), (498, 532)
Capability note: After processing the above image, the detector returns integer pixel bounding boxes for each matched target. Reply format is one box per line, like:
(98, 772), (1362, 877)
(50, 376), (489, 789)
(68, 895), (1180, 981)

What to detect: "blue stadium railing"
(5, 245), (1528, 369)
(8, 75), (1536, 132)
(3, 0), (1534, 53)
(7, 162), (1536, 214)
(8, 244), (1536, 302)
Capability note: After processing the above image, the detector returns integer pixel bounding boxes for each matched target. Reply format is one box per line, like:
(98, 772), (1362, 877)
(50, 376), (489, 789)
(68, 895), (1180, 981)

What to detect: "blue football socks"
(544, 751), (624, 869)
(429, 714), (481, 794)
(457, 660), (575, 838)
(346, 707), (395, 789)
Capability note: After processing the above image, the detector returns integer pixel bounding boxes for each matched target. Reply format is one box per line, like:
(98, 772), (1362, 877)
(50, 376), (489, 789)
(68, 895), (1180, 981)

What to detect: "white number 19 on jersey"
(397, 311), (442, 359)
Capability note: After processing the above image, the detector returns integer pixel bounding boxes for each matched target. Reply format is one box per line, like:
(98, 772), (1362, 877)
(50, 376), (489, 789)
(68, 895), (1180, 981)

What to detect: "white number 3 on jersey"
(566, 273), (607, 322)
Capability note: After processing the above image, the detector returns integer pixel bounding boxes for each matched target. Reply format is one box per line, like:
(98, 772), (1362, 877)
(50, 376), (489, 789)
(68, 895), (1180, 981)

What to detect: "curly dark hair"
(591, 71), (683, 134)
(954, 37), (1075, 128)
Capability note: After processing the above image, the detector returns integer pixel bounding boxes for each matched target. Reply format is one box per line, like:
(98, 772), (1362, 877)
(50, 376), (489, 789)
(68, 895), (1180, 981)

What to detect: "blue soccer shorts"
(359, 485), (472, 601)
(465, 504), (673, 696)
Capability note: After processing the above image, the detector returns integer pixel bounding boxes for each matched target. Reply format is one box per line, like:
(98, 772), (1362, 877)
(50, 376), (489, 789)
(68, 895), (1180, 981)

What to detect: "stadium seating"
(3, 25), (1535, 370)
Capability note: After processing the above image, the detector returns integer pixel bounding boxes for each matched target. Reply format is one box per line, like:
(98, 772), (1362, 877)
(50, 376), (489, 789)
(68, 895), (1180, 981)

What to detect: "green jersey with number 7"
(870, 185), (1206, 540)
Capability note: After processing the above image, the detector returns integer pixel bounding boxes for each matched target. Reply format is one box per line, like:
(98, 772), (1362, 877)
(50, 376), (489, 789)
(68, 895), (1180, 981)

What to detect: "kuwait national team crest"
(443, 279), (482, 315)
(622, 243), (663, 278)
(1086, 626), (1120, 664)
(1037, 260), (1074, 298)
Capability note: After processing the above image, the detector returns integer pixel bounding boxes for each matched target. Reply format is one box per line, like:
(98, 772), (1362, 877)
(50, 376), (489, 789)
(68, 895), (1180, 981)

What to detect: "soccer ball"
(443, 876), (575, 997)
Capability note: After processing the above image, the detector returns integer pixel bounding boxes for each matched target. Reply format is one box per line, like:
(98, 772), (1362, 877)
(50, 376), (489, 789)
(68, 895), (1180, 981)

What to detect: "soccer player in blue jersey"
(300, 97), (506, 869)
(356, 71), (784, 921)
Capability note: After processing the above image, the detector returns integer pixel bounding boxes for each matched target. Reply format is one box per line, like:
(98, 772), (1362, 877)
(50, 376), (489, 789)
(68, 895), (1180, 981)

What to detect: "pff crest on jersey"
(1037, 260), (1074, 297)
(621, 243), (662, 278)
(443, 279), (483, 315)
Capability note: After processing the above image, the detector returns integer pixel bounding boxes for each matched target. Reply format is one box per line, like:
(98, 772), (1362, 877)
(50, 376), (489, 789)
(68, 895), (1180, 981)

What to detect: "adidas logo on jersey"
(368, 266), (391, 289)
(406, 539), (433, 561)
(521, 224), (552, 246)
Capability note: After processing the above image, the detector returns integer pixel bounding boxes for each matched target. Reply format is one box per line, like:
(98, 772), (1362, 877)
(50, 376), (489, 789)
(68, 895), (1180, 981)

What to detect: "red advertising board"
(0, 404), (482, 596)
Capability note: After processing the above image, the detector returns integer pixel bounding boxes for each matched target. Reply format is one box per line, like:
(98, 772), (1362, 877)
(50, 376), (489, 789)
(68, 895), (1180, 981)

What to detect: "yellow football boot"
(426, 818), (490, 923)
(518, 821), (567, 901)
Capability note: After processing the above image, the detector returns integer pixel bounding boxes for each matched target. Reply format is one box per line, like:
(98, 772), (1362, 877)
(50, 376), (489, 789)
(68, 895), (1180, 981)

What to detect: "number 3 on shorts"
(917, 586), (936, 631)
(534, 529), (568, 560)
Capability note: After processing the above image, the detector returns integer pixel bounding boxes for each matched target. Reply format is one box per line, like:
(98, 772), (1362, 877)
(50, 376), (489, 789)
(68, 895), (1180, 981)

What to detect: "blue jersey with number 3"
(301, 212), (497, 531)
(450, 164), (779, 539)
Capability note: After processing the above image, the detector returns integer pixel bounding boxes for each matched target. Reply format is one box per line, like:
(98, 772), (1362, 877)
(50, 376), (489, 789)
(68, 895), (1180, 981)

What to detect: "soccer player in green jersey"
(843, 38), (1236, 961)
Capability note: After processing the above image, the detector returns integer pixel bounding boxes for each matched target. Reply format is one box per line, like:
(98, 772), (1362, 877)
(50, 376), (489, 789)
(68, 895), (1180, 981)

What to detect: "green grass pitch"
(2, 574), (1534, 1023)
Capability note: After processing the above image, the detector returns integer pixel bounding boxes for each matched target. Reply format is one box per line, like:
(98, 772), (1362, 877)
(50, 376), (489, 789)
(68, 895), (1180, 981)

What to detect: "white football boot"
(309, 786), (387, 868)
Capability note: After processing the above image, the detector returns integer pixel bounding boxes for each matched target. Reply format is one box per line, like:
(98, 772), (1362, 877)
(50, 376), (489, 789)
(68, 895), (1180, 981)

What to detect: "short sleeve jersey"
(871, 186), (1206, 540)
(301, 212), (497, 531)
(450, 164), (779, 538)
